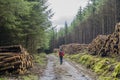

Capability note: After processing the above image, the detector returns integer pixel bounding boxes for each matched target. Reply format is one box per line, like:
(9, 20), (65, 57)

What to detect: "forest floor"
(40, 54), (97, 80)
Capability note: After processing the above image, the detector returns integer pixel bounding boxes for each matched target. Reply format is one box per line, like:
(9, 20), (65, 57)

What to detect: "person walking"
(59, 48), (64, 65)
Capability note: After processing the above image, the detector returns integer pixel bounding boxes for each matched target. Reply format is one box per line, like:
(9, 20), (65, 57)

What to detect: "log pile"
(88, 35), (108, 55)
(53, 48), (59, 53)
(0, 45), (33, 74)
(60, 43), (88, 54)
(88, 23), (120, 57)
(98, 23), (120, 57)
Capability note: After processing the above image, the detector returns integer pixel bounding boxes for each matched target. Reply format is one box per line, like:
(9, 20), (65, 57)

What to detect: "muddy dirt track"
(40, 54), (97, 80)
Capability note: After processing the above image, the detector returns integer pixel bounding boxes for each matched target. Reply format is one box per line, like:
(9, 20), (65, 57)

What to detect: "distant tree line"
(50, 0), (120, 51)
(0, 0), (53, 53)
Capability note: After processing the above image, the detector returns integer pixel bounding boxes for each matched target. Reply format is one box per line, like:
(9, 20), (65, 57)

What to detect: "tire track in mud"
(40, 55), (55, 80)
(40, 54), (96, 80)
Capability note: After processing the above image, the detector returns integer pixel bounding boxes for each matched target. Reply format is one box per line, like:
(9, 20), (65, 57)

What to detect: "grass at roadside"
(34, 53), (47, 67)
(65, 53), (120, 80)
(21, 53), (47, 80)
(21, 75), (38, 80)
(0, 53), (47, 80)
(0, 78), (7, 80)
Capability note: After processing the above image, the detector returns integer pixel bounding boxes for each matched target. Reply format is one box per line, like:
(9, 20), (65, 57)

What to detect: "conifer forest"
(0, 0), (120, 80)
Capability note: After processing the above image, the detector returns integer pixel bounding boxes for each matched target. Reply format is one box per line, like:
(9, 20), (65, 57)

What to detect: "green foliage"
(66, 53), (120, 80)
(22, 75), (38, 80)
(51, 0), (115, 48)
(0, 0), (30, 45)
(0, 78), (7, 80)
(58, 28), (65, 37)
(99, 76), (118, 80)
(0, 0), (52, 53)
(34, 53), (47, 67)
(93, 58), (111, 74)
(69, 53), (80, 61)
(78, 54), (95, 69)
(112, 63), (120, 78)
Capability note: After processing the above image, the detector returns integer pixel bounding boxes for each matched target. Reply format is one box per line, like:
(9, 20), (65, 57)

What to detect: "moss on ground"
(65, 53), (120, 80)
(112, 63), (120, 78)
(34, 53), (47, 67)
(22, 74), (38, 80)
(0, 78), (7, 80)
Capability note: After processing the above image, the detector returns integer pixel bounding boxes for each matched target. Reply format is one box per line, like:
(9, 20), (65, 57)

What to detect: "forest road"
(40, 54), (97, 80)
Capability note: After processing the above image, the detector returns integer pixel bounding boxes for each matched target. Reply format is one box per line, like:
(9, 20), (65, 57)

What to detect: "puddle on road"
(40, 56), (55, 80)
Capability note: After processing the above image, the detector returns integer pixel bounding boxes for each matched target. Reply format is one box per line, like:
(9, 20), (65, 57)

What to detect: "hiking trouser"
(59, 56), (63, 64)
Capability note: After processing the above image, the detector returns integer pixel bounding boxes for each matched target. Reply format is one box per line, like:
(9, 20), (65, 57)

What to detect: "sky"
(47, 0), (89, 30)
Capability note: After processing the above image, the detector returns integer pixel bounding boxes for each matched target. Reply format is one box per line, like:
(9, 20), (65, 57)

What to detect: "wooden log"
(0, 56), (21, 65)
(0, 66), (15, 71)
(0, 56), (8, 61)
(4, 56), (21, 61)
(0, 53), (19, 56)
(0, 45), (33, 74)
(88, 35), (108, 55)
(0, 61), (22, 68)
(0, 45), (22, 53)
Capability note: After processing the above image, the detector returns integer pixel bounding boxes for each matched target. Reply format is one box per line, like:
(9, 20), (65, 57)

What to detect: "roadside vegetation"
(65, 53), (120, 80)
(33, 53), (47, 67)
(21, 53), (47, 80)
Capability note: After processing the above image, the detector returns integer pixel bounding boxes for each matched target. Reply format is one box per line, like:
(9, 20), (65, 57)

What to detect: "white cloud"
(53, 16), (73, 25)
(48, 0), (89, 30)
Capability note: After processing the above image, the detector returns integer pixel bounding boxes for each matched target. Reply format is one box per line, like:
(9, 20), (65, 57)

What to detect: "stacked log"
(88, 35), (108, 55)
(0, 45), (33, 74)
(53, 48), (59, 53)
(88, 23), (120, 57)
(98, 23), (120, 57)
(60, 43), (88, 54)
